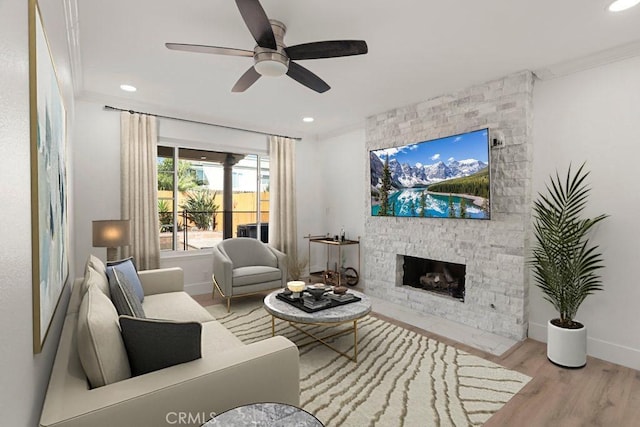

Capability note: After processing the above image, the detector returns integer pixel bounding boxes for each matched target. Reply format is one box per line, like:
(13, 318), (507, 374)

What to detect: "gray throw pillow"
(106, 257), (145, 302)
(118, 315), (202, 376)
(108, 268), (146, 318)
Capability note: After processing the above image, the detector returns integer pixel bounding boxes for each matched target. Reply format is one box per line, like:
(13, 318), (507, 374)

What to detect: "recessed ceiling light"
(120, 84), (137, 92)
(302, 117), (314, 123)
(608, 0), (640, 12)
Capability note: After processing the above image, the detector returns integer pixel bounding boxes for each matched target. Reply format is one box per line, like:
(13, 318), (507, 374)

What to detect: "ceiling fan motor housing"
(253, 20), (289, 76)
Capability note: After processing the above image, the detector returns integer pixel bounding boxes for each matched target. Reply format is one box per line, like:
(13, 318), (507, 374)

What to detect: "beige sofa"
(40, 265), (299, 427)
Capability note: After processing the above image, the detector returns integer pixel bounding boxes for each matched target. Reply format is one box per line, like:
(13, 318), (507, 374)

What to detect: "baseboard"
(184, 281), (212, 296)
(587, 337), (640, 371)
(528, 321), (640, 370)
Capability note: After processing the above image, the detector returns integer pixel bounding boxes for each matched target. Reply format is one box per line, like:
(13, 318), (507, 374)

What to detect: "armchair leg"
(212, 275), (232, 312)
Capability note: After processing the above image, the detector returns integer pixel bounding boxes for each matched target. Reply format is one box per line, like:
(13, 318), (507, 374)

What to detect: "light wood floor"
(194, 291), (640, 427)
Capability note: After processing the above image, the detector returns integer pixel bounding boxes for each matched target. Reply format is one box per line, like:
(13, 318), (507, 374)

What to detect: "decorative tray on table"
(276, 290), (361, 313)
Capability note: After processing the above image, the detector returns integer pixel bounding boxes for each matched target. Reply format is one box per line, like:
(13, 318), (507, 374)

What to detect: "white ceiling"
(74, 0), (640, 139)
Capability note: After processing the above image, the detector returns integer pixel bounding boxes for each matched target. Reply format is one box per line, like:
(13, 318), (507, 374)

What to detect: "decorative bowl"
(287, 281), (306, 293)
(306, 285), (328, 300)
(333, 286), (348, 295)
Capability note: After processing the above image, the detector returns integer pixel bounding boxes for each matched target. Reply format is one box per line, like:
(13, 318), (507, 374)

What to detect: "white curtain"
(268, 135), (297, 261)
(120, 112), (160, 270)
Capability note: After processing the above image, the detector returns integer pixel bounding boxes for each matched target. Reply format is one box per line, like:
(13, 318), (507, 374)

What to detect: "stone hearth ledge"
(369, 294), (518, 356)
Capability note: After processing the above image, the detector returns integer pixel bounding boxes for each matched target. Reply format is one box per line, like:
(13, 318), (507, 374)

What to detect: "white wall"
(293, 129), (366, 277)
(159, 117), (268, 155)
(317, 129), (366, 274)
(530, 56), (640, 369)
(73, 101), (121, 275)
(0, 1), (75, 425)
(294, 137), (324, 272)
(72, 100), (269, 293)
(319, 129), (366, 244)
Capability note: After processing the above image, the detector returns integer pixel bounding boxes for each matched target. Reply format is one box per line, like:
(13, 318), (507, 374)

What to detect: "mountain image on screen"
(370, 129), (490, 219)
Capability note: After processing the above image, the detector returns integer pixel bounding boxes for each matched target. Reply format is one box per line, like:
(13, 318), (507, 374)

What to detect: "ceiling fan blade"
(285, 40), (368, 60)
(235, 0), (276, 50)
(286, 62), (330, 93)
(232, 66), (261, 92)
(165, 43), (254, 57)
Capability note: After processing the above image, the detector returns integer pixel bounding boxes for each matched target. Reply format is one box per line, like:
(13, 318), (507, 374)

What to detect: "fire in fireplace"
(401, 255), (465, 301)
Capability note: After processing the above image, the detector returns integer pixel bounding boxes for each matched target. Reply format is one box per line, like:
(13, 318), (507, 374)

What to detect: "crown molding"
(62, 0), (83, 94)
(534, 39), (640, 80)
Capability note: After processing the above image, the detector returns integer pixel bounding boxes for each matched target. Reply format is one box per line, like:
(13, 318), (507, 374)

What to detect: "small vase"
(546, 319), (587, 368)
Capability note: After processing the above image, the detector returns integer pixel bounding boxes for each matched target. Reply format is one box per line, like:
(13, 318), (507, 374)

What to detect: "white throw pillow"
(80, 265), (111, 299)
(86, 254), (106, 276)
(77, 285), (131, 388)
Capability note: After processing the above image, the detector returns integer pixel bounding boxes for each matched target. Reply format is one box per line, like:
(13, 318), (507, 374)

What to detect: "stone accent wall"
(364, 71), (534, 340)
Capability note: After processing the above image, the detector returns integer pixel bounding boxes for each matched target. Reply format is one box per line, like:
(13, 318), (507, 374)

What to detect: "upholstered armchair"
(212, 237), (288, 312)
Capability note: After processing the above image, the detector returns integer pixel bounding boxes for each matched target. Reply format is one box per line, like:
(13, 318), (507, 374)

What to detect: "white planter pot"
(547, 319), (587, 368)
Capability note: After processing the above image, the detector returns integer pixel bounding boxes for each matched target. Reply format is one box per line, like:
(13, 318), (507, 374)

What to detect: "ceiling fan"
(166, 0), (368, 93)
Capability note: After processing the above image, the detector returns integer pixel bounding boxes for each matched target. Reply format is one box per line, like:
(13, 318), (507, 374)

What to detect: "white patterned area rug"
(207, 300), (530, 427)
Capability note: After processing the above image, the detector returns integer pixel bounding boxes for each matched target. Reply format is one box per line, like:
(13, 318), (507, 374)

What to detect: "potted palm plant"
(530, 163), (608, 368)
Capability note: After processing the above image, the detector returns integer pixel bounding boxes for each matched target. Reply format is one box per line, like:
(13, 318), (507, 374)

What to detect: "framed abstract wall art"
(29, 0), (69, 353)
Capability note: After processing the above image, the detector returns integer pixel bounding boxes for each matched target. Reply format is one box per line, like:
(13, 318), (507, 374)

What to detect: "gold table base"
(271, 317), (361, 363)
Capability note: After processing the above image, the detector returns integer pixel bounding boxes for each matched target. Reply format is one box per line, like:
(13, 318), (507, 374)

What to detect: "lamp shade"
(92, 220), (130, 248)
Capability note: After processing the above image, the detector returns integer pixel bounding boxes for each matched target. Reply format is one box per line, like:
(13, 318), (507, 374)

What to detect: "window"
(157, 147), (269, 252)
(232, 155), (270, 243)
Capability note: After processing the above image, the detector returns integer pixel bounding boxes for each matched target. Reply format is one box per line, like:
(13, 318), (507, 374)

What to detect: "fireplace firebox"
(401, 255), (465, 301)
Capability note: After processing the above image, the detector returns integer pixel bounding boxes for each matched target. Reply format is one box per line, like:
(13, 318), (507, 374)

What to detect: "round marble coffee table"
(263, 289), (371, 362)
(202, 402), (323, 426)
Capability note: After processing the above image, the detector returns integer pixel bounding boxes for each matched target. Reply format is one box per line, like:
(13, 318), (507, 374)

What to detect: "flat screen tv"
(370, 128), (490, 219)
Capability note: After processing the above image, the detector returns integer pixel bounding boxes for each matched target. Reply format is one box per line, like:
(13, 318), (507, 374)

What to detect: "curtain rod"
(103, 105), (301, 140)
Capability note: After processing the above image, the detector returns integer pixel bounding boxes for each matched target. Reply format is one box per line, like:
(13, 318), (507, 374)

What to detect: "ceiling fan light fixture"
(253, 47), (289, 77)
(608, 0), (640, 11)
(254, 59), (288, 77)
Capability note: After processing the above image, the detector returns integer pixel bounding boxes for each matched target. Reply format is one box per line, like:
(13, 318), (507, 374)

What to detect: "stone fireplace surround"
(364, 72), (534, 340)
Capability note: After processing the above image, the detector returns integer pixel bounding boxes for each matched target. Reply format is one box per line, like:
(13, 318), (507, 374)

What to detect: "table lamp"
(92, 219), (130, 261)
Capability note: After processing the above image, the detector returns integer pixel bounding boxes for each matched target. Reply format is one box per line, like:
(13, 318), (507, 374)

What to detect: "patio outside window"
(157, 146), (269, 252)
